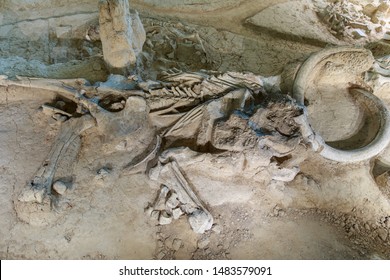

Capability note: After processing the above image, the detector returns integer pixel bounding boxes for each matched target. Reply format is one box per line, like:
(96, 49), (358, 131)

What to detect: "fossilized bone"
(0, 76), (90, 103)
(99, 0), (145, 70)
(147, 153), (214, 234)
(1, 70), (253, 196)
(1, 71), (265, 143)
(18, 115), (95, 203)
(7, 60), (381, 233)
(293, 47), (390, 163)
(1, 70), (268, 233)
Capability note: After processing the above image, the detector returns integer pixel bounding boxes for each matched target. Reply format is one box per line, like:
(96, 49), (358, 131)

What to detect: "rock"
(53, 180), (67, 195)
(197, 238), (210, 249)
(188, 209), (213, 234)
(172, 239), (182, 251)
(172, 207), (184, 220)
(99, 0), (146, 71)
(377, 228), (388, 241)
(158, 211), (172, 225)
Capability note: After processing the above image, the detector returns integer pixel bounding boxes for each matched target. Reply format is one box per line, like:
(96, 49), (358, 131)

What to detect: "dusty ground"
(1, 0), (390, 260)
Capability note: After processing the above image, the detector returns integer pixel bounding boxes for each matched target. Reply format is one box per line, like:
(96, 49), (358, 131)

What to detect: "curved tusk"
(319, 89), (390, 163)
(293, 47), (390, 163)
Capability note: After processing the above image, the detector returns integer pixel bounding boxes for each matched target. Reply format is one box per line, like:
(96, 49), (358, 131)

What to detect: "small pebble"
(53, 181), (67, 195)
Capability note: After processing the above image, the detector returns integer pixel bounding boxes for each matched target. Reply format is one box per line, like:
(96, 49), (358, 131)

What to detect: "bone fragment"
(165, 192), (180, 209)
(172, 207), (184, 220)
(158, 211), (173, 225)
(154, 185), (169, 211)
(271, 166), (300, 182)
(168, 161), (213, 233)
(41, 104), (72, 117)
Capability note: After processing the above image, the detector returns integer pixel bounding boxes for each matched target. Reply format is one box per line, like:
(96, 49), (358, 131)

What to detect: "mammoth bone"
(2, 55), (389, 232)
(0, 71), (268, 232)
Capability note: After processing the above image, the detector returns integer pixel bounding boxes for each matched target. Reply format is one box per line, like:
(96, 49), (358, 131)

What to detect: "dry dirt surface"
(1, 0), (390, 260)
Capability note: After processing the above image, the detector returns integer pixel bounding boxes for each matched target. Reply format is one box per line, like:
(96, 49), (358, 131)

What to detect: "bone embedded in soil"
(1, 0), (390, 260)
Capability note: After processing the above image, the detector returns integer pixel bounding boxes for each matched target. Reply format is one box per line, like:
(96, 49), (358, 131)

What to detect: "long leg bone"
(18, 115), (95, 204)
(0, 76), (146, 105)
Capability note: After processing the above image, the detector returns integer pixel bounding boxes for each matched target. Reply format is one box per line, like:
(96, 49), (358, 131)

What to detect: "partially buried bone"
(148, 158), (213, 234)
(18, 115), (95, 203)
(0, 76), (90, 102)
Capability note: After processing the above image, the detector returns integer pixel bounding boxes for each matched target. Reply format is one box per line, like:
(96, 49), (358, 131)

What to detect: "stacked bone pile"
(316, 0), (390, 40)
